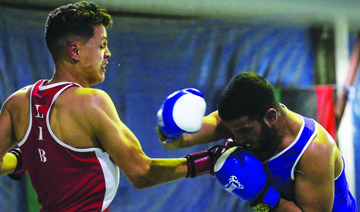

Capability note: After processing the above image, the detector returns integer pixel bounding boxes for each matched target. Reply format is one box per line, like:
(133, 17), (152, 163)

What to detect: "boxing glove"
(214, 147), (280, 212)
(157, 88), (206, 142)
(185, 145), (229, 178)
(8, 148), (26, 180)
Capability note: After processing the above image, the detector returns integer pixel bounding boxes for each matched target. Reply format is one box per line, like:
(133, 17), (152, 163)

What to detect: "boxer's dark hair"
(45, 1), (112, 60)
(218, 72), (280, 121)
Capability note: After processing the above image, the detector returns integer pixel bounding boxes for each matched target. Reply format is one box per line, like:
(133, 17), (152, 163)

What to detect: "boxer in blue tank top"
(160, 72), (357, 211)
(263, 115), (356, 211)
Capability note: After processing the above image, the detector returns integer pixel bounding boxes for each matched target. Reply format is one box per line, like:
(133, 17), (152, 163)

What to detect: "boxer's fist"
(185, 145), (229, 178)
(157, 88), (206, 142)
(214, 147), (280, 212)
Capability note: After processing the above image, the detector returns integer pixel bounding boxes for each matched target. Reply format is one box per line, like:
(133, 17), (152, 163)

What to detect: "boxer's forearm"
(131, 158), (188, 189)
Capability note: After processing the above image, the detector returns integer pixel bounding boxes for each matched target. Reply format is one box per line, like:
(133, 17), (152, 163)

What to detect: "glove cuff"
(250, 185), (280, 212)
(185, 151), (211, 178)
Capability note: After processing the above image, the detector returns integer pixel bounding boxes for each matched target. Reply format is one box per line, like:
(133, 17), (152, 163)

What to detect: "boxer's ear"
(67, 42), (80, 61)
(263, 108), (277, 128)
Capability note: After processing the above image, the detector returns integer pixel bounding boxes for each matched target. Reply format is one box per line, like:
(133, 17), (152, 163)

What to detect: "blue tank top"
(263, 116), (357, 211)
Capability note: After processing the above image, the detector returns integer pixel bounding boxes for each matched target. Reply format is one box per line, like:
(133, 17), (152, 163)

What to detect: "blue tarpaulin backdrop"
(0, 6), (358, 212)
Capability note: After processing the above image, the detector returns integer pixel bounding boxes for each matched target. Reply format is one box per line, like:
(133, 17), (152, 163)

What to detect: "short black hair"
(45, 1), (112, 57)
(218, 72), (280, 121)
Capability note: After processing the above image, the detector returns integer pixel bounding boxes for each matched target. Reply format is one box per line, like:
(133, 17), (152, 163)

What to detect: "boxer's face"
(77, 25), (111, 86)
(223, 116), (276, 151)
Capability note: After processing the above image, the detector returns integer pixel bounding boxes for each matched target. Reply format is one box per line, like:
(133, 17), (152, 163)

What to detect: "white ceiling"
(1, 0), (360, 30)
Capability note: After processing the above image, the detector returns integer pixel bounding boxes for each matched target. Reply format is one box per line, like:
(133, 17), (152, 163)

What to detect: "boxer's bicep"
(87, 90), (152, 182)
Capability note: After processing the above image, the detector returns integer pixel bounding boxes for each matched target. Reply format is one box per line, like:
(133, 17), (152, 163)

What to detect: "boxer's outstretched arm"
(87, 90), (188, 189)
(162, 111), (232, 150)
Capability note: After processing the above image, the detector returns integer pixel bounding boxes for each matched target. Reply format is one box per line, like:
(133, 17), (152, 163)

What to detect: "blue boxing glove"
(157, 88), (206, 142)
(214, 147), (280, 212)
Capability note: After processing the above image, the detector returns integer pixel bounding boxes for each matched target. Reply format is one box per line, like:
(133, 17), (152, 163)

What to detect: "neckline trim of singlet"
(38, 80), (82, 91)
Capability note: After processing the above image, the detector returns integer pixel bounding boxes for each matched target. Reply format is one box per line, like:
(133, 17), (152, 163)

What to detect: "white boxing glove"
(157, 88), (206, 142)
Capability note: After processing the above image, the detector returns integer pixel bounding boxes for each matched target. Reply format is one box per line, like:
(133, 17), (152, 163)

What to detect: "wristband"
(250, 185), (280, 212)
(185, 151), (211, 178)
(8, 148), (24, 180)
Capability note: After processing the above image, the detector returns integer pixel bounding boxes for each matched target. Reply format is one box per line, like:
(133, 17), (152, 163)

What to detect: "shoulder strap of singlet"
(18, 80), (81, 147)
(290, 116), (318, 179)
